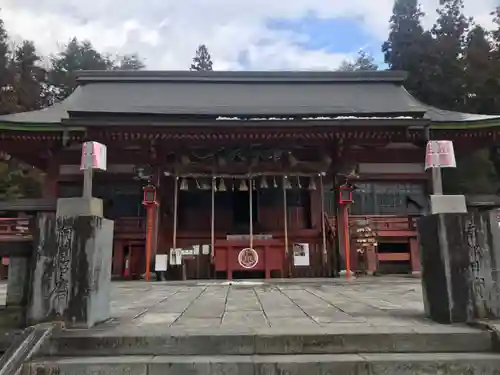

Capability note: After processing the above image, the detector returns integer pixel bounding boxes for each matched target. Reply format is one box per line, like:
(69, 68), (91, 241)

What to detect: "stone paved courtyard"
(0, 275), (488, 336)
(103, 276), (449, 333)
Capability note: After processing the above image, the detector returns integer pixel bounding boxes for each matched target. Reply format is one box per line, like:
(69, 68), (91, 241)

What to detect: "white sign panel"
(293, 243), (310, 266)
(80, 141), (107, 171)
(154, 254), (168, 271)
(174, 248), (183, 265)
(169, 248), (183, 266)
(193, 245), (200, 255)
(425, 140), (456, 170)
(201, 244), (210, 255)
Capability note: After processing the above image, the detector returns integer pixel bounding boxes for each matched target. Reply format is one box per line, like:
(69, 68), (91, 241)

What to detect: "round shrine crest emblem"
(238, 248), (259, 269)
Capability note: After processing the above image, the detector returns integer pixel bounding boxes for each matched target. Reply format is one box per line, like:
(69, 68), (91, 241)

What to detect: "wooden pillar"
(309, 180), (321, 229)
(283, 176), (290, 278)
(151, 170), (162, 273)
(365, 246), (378, 276)
(113, 240), (124, 278)
(42, 160), (59, 198)
(409, 237), (421, 275)
(337, 204), (351, 276)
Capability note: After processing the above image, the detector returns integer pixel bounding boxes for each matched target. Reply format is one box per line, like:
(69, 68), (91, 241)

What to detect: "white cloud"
(0, 0), (496, 70)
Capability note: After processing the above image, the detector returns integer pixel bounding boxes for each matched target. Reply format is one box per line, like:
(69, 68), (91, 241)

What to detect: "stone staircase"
(24, 325), (500, 375)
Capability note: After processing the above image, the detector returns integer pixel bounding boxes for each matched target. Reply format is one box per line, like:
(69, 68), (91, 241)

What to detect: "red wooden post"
(343, 206), (351, 279)
(145, 207), (155, 280)
(113, 240), (124, 278)
(409, 237), (421, 275)
(338, 184), (354, 279)
(142, 185), (158, 281)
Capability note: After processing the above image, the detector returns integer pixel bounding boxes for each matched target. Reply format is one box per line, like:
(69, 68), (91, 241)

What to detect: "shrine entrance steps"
(25, 325), (500, 375)
(18, 279), (500, 374)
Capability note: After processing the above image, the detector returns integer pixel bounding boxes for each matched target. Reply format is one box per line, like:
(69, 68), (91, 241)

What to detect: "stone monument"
(28, 141), (114, 328)
(418, 140), (500, 323)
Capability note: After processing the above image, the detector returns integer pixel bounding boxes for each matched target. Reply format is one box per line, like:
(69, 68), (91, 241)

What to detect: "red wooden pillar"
(337, 205), (354, 276)
(409, 237), (421, 275)
(113, 240), (124, 278)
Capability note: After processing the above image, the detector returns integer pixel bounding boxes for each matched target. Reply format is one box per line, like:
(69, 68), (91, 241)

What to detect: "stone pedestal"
(417, 211), (500, 324)
(6, 257), (30, 307)
(1, 256), (31, 328)
(28, 203), (114, 328)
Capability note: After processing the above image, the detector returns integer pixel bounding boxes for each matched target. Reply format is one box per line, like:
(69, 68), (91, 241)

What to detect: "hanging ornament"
(273, 176), (278, 188)
(180, 178), (189, 191)
(260, 176), (269, 189)
(284, 176), (292, 190)
(308, 176), (317, 190)
(239, 179), (249, 191)
(195, 179), (201, 189)
(218, 178), (227, 192)
(201, 179), (210, 190)
(296, 176), (302, 189)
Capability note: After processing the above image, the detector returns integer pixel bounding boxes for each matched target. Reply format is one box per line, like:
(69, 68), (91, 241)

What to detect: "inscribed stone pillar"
(28, 200), (114, 328)
(417, 211), (500, 324)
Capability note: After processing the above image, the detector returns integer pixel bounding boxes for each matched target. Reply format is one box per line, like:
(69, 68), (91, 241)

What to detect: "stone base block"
(418, 211), (500, 324)
(28, 215), (114, 328)
(56, 197), (103, 217)
(430, 194), (467, 214)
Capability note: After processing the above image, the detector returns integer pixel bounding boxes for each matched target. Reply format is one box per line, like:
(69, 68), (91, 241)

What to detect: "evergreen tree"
(0, 17), (15, 115)
(463, 25), (496, 114)
(11, 41), (49, 112)
(49, 39), (146, 101)
(114, 53), (145, 70)
(491, 6), (500, 47)
(49, 38), (114, 101)
(190, 44), (213, 71)
(489, 7), (500, 113)
(382, 0), (436, 103)
(338, 51), (378, 71)
(430, 0), (469, 111)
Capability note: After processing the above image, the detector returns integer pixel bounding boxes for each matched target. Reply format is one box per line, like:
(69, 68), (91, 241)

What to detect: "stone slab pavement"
(97, 276), (469, 334)
(0, 276), (485, 334)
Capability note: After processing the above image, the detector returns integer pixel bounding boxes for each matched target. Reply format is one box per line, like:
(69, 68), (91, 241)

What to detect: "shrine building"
(0, 70), (498, 280)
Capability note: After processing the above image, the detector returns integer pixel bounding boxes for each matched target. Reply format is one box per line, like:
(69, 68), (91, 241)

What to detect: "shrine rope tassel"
(282, 175), (290, 276)
(320, 174), (327, 263)
(249, 177), (254, 250)
(172, 176), (179, 262)
(211, 176), (215, 264)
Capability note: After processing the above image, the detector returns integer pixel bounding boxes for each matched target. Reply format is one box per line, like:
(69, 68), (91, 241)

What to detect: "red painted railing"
(0, 217), (146, 240)
(0, 218), (30, 237)
(350, 215), (418, 232)
(328, 215), (419, 236)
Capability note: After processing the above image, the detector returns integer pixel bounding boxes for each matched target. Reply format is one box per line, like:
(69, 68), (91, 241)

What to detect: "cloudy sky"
(0, 0), (497, 70)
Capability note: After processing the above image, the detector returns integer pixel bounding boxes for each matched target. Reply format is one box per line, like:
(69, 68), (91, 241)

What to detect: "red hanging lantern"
(338, 184), (354, 205)
(142, 184), (158, 206)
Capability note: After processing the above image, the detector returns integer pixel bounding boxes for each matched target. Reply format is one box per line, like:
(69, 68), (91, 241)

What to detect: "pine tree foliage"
(190, 44), (213, 71)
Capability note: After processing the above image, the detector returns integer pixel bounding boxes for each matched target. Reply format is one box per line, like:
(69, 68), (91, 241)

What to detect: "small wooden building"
(0, 70), (498, 279)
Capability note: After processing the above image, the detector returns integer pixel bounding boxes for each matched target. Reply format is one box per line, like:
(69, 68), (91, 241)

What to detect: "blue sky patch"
(267, 15), (385, 66)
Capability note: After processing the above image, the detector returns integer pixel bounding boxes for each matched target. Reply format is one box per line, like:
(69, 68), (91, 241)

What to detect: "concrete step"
(41, 327), (495, 356)
(27, 353), (500, 375)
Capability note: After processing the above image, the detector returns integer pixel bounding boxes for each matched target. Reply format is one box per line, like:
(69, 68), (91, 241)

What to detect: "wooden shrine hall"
(0, 70), (499, 280)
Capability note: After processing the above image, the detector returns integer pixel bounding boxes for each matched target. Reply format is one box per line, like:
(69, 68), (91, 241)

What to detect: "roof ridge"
(75, 70), (408, 84)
